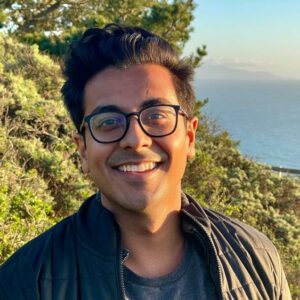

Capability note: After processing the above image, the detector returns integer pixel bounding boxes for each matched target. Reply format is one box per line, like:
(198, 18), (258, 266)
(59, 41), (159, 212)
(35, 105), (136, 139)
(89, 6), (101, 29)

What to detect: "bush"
(0, 34), (93, 262)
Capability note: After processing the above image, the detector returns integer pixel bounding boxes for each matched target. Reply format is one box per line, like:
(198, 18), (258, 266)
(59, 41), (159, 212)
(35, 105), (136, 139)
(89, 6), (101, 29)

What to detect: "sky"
(184, 0), (300, 80)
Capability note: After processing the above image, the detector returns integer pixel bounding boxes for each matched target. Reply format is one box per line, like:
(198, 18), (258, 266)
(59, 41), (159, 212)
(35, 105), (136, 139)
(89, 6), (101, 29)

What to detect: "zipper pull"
(121, 248), (130, 264)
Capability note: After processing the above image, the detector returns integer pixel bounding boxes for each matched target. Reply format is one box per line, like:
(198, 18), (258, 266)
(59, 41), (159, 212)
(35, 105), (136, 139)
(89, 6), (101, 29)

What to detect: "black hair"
(61, 23), (195, 132)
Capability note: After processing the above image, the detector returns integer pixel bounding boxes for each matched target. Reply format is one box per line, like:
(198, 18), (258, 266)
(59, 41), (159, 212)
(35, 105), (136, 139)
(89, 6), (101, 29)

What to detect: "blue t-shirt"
(124, 239), (219, 300)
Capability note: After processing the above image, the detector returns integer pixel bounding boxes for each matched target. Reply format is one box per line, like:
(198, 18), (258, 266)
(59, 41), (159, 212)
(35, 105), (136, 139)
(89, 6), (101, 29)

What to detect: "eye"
(144, 108), (170, 120)
(101, 118), (118, 127)
(147, 112), (167, 119)
(142, 106), (175, 125)
(92, 114), (125, 132)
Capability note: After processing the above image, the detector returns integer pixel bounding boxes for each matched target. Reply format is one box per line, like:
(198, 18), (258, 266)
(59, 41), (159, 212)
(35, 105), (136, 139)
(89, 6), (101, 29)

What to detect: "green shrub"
(0, 34), (93, 262)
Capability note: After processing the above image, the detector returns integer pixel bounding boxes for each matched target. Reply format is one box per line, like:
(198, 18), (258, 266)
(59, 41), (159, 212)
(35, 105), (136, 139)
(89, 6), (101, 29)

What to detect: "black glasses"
(80, 104), (188, 143)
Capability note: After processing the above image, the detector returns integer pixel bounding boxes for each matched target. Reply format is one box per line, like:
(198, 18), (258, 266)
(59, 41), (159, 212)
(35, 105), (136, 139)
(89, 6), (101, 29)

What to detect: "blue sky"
(184, 0), (300, 80)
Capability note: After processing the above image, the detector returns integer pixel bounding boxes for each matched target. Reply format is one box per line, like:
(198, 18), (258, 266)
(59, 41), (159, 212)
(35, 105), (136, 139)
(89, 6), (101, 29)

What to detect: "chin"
(101, 191), (155, 213)
(122, 194), (156, 213)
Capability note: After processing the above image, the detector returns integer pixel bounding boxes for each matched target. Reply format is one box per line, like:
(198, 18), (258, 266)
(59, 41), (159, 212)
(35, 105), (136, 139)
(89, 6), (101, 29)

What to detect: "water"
(194, 79), (300, 169)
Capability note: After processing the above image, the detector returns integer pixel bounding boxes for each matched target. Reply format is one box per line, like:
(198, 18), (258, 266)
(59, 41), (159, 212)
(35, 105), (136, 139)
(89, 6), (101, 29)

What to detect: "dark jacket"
(0, 193), (291, 300)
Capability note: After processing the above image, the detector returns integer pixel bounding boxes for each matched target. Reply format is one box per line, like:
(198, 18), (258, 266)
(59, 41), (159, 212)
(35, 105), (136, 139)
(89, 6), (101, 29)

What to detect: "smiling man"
(0, 24), (291, 300)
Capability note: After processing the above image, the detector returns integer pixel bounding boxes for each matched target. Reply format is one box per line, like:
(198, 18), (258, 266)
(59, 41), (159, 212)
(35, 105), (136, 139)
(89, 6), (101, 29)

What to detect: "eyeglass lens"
(89, 106), (177, 142)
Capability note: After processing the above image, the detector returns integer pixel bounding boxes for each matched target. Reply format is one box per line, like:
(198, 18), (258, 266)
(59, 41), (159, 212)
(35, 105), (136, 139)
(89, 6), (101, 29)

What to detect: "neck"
(114, 203), (185, 277)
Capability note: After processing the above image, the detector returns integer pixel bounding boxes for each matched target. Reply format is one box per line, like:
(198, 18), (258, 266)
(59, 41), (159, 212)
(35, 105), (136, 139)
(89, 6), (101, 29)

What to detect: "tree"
(1, 0), (205, 62)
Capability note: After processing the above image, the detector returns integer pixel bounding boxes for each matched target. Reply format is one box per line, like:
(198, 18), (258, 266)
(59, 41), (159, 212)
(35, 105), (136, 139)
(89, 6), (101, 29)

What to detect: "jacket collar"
(74, 192), (212, 257)
(181, 193), (212, 233)
(74, 192), (120, 257)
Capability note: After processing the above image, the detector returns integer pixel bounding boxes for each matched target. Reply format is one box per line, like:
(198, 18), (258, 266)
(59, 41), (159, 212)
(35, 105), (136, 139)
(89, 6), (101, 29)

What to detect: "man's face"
(75, 64), (197, 215)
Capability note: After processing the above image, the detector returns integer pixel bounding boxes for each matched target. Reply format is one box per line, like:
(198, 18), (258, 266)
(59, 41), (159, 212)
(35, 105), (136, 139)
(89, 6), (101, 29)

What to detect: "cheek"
(86, 143), (111, 173)
(163, 134), (189, 173)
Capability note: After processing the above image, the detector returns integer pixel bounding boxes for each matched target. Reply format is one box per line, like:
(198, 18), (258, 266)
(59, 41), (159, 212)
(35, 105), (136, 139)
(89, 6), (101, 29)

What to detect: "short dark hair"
(61, 24), (195, 132)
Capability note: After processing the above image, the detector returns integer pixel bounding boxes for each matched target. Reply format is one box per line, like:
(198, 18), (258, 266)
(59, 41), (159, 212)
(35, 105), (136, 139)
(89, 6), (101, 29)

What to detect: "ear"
(186, 117), (198, 159)
(74, 133), (89, 173)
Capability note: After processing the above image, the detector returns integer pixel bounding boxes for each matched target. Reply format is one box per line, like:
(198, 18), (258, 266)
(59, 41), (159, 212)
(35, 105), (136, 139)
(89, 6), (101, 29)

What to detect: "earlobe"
(187, 117), (198, 159)
(74, 133), (89, 173)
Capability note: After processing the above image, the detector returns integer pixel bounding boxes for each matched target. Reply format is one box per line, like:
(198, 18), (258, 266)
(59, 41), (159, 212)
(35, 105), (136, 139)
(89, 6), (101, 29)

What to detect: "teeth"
(117, 162), (157, 172)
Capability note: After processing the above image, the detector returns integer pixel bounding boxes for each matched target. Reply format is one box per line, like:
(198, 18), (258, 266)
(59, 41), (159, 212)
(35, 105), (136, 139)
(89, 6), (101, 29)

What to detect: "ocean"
(194, 79), (300, 169)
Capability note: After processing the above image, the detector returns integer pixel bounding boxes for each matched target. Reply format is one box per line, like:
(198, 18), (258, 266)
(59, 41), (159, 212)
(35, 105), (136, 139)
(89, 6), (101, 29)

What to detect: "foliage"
(0, 34), (93, 262)
(1, 0), (205, 63)
(0, 8), (6, 29)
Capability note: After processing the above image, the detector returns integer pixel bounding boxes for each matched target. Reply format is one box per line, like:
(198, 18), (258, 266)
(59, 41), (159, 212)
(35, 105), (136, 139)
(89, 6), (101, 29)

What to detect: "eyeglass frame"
(79, 104), (189, 144)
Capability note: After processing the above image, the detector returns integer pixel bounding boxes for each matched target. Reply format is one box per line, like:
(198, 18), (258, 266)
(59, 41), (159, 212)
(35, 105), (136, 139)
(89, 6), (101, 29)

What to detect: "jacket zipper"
(119, 247), (126, 300)
(117, 211), (223, 299)
(182, 211), (224, 300)
(120, 247), (129, 300)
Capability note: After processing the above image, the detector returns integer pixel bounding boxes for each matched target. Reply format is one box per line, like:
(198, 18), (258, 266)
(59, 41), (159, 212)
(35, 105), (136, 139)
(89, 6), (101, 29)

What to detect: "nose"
(119, 116), (152, 151)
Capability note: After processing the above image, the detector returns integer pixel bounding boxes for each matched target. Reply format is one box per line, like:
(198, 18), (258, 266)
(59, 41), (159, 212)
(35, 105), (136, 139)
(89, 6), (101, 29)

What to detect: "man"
(0, 24), (291, 299)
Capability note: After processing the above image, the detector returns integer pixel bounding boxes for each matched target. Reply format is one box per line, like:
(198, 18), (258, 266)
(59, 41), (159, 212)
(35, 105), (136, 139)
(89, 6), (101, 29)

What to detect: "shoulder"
(182, 193), (277, 253)
(182, 196), (283, 271)
(182, 194), (291, 298)
(0, 193), (101, 274)
(206, 207), (277, 252)
(0, 214), (75, 299)
(203, 207), (291, 298)
(0, 193), (114, 299)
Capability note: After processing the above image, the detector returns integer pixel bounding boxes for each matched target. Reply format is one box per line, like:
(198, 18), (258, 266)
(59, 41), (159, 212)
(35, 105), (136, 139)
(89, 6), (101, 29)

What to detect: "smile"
(115, 162), (159, 172)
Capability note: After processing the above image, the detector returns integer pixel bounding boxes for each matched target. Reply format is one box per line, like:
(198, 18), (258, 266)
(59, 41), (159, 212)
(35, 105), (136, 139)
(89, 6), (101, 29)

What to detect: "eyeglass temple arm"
(79, 117), (86, 133)
(179, 108), (189, 118)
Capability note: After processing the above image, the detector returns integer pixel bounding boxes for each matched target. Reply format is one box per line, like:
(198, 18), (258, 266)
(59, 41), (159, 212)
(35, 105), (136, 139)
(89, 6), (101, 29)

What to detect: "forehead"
(83, 64), (178, 114)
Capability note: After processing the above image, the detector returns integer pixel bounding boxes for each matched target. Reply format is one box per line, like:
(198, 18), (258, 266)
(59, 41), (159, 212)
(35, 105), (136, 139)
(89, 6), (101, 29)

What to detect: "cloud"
(196, 60), (282, 81)
(204, 57), (280, 72)
(198, 56), (300, 80)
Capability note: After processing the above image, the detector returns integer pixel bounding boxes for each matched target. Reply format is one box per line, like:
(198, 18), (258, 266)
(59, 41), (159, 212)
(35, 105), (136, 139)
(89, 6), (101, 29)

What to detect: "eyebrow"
(89, 98), (171, 115)
(90, 105), (122, 115)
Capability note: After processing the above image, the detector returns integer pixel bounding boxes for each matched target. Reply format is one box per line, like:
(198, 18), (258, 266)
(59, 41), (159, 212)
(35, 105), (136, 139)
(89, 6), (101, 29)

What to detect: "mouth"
(113, 162), (161, 173)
